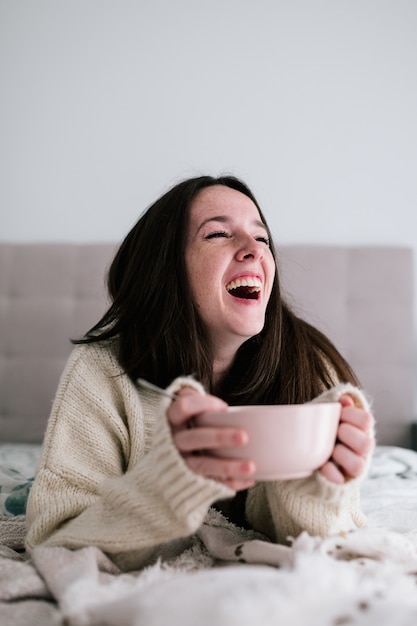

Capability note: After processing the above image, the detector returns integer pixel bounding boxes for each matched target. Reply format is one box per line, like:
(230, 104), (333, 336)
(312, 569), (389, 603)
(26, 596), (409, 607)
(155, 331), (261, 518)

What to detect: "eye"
(205, 231), (230, 240)
(256, 236), (270, 246)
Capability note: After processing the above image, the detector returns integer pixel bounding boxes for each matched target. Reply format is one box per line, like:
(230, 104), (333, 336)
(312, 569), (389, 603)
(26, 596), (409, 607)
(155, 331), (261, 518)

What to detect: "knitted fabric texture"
(26, 342), (371, 571)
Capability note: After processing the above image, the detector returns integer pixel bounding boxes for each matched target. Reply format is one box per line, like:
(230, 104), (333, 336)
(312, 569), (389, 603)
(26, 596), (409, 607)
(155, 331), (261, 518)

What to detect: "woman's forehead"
(189, 185), (263, 224)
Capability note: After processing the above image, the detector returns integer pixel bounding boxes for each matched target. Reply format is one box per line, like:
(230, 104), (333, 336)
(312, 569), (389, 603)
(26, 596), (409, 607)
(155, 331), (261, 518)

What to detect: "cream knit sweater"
(25, 341), (372, 571)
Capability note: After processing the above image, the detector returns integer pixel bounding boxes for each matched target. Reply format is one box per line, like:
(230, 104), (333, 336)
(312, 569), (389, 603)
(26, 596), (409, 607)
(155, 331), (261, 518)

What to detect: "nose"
(235, 235), (264, 261)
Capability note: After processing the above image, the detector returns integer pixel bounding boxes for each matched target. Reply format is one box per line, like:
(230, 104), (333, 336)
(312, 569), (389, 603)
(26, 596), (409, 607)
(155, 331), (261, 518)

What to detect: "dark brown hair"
(74, 175), (359, 404)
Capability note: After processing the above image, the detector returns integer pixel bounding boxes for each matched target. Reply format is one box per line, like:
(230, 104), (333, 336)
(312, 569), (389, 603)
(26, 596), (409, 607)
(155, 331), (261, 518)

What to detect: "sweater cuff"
(148, 377), (234, 525)
(165, 375), (207, 399)
(310, 382), (375, 483)
(312, 469), (362, 503)
(309, 382), (372, 413)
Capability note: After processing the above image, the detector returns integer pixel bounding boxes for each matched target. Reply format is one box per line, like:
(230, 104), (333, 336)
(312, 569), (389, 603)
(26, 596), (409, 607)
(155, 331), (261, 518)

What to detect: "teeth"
(226, 277), (262, 291)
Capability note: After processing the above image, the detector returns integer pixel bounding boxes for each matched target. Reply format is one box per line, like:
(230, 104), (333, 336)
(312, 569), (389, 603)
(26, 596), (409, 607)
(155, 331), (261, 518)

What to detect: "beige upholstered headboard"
(278, 246), (414, 448)
(0, 243), (414, 447)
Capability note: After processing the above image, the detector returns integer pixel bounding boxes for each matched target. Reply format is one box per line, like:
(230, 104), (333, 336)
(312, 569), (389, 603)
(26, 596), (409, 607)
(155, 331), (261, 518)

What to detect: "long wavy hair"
(74, 175), (359, 404)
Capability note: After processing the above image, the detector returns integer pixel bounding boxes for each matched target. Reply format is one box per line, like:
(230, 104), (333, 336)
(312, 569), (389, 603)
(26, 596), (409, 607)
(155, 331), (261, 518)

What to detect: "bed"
(1, 243), (416, 625)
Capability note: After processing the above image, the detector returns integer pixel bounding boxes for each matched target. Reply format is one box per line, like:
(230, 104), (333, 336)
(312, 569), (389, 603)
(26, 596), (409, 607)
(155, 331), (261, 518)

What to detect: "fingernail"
(233, 430), (249, 445)
(240, 461), (255, 475)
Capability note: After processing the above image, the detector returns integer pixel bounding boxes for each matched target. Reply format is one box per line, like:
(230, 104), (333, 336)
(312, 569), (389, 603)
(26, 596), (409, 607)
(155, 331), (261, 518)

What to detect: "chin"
(237, 324), (265, 340)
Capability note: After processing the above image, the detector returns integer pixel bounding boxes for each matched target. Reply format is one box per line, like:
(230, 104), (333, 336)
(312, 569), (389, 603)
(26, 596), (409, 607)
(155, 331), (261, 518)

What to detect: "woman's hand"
(167, 387), (256, 491)
(320, 394), (375, 484)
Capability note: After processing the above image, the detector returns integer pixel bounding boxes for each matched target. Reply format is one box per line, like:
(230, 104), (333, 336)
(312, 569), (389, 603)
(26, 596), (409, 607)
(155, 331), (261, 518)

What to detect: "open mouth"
(226, 278), (261, 300)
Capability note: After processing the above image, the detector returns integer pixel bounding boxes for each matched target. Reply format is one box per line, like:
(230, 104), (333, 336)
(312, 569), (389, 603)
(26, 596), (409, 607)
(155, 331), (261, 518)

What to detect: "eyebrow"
(195, 215), (268, 235)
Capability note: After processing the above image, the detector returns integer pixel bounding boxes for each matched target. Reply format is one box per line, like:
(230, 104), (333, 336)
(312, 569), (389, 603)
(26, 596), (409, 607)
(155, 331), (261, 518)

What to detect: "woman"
(25, 175), (374, 571)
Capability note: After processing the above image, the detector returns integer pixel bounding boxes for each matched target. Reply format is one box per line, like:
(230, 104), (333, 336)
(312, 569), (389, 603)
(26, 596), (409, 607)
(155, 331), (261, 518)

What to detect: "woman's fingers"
(208, 477), (255, 491)
(337, 421), (374, 457)
(320, 460), (345, 485)
(184, 453), (256, 490)
(166, 386), (255, 490)
(336, 401), (375, 473)
(338, 404), (375, 433)
(167, 388), (227, 428)
(320, 395), (375, 484)
(173, 426), (249, 453)
(331, 442), (368, 478)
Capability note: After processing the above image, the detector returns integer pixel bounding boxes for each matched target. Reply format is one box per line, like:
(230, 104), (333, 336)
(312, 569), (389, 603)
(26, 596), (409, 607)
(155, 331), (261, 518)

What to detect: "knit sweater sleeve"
(25, 344), (233, 570)
(245, 383), (374, 543)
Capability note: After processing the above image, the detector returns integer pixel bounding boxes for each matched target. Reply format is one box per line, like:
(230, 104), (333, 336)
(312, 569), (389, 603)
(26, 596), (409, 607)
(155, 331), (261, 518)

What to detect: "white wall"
(1, 0), (416, 242)
(1, 2), (417, 362)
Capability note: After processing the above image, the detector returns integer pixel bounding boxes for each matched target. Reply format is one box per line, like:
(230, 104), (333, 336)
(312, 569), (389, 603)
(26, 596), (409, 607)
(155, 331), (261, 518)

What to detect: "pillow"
(0, 466), (34, 516)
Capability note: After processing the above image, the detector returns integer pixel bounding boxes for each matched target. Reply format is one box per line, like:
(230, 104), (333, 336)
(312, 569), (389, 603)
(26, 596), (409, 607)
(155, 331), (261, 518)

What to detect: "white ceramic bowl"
(195, 402), (341, 480)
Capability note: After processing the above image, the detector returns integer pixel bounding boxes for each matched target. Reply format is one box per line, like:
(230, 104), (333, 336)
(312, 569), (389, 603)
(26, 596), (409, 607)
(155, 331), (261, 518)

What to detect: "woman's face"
(185, 185), (276, 360)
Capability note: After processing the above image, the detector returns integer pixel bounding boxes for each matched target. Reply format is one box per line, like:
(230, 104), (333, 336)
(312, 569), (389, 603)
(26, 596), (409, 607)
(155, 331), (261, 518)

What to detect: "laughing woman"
(25, 175), (374, 570)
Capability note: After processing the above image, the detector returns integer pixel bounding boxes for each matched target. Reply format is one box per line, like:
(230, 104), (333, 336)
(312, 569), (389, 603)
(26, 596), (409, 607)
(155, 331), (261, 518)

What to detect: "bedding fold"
(2, 508), (417, 626)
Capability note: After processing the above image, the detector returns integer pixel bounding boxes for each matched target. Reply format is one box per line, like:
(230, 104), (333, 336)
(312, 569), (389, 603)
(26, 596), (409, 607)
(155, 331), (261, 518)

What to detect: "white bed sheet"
(361, 445), (417, 532)
(0, 442), (42, 477)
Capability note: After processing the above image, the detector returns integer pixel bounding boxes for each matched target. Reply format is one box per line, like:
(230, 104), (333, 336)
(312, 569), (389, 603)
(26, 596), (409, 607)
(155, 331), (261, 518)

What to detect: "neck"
(212, 344), (240, 386)
(213, 358), (230, 386)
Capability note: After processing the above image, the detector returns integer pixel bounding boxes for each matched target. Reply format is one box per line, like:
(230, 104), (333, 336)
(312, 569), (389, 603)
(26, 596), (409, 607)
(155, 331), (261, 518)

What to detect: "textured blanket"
(1, 509), (417, 626)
